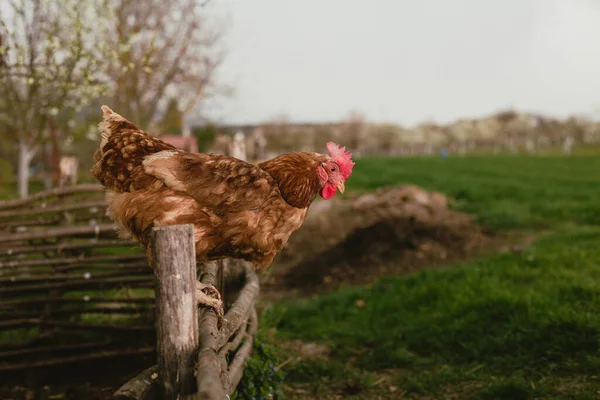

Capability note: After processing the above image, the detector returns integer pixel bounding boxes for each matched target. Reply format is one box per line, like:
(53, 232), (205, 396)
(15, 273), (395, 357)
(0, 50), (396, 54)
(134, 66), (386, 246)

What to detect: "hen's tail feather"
(94, 105), (141, 162)
(99, 105), (125, 152)
(92, 106), (178, 192)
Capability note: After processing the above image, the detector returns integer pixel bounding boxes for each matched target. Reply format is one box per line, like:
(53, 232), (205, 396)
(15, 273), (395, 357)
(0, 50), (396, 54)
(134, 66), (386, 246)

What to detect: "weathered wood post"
(152, 224), (199, 399)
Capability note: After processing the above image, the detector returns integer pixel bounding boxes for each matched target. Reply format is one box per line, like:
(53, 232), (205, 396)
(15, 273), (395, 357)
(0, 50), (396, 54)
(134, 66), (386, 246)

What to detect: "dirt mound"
(262, 185), (496, 297)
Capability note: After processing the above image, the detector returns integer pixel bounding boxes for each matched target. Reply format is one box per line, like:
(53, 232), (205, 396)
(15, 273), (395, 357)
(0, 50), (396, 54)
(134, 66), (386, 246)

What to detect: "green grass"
(347, 154), (600, 230)
(252, 154), (600, 399)
(263, 228), (600, 398)
(4, 153), (600, 398)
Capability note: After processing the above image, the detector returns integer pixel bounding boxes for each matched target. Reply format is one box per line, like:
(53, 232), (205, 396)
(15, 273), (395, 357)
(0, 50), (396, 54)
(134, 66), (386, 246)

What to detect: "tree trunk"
(182, 112), (191, 138)
(49, 117), (61, 187)
(17, 136), (36, 199)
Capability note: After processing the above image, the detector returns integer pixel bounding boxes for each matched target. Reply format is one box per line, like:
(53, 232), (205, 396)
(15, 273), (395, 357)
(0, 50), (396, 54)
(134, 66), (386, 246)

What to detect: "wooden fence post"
(152, 224), (199, 400)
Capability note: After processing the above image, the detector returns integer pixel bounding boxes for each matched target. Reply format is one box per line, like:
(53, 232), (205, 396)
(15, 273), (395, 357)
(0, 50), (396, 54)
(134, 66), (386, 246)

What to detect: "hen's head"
(317, 142), (355, 200)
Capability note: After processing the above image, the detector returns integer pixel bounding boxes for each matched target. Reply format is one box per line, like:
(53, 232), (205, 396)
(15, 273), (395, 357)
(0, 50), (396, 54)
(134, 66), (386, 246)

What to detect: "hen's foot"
(196, 281), (224, 329)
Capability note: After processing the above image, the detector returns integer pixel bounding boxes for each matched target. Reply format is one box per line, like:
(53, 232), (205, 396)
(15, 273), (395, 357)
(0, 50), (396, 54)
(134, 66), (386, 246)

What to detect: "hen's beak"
(335, 180), (345, 194)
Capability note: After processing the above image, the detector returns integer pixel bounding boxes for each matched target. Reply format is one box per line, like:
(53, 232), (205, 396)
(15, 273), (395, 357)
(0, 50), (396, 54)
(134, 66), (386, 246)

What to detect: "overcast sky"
(204, 0), (600, 126)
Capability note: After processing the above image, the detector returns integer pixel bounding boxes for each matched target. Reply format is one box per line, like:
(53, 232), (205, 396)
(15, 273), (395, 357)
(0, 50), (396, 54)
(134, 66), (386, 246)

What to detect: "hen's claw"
(196, 281), (224, 329)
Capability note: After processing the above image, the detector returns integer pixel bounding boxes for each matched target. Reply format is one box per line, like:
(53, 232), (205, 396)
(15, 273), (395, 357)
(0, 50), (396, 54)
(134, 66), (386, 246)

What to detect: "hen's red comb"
(326, 142), (355, 180)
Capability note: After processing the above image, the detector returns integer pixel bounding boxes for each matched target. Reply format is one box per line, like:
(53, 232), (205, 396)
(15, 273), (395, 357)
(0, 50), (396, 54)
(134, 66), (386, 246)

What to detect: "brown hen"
(91, 106), (354, 321)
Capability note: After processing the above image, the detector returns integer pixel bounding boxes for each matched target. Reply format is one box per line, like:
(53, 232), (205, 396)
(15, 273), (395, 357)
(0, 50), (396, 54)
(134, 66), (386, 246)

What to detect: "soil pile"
(263, 185), (495, 296)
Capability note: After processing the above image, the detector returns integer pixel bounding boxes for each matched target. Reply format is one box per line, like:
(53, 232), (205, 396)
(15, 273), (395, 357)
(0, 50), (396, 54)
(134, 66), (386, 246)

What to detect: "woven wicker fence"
(0, 185), (259, 399)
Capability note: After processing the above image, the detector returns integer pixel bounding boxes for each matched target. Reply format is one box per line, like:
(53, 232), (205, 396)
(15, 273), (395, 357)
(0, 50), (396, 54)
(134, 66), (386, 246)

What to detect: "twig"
(0, 329), (59, 351)
(0, 305), (153, 319)
(55, 261), (148, 273)
(0, 184), (104, 210)
(0, 223), (117, 243)
(0, 214), (115, 230)
(0, 199), (106, 219)
(0, 261), (149, 277)
(0, 318), (154, 332)
(199, 260), (219, 285)
(0, 253), (144, 268)
(217, 262), (259, 349)
(372, 377), (387, 387)
(227, 335), (254, 393)
(0, 275), (154, 296)
(0, 267), (149, 285)
(217, 319), (247, 359)
(276, 357), (293, 370)
(0, 340), (112, 359)
(0, 296), (154, 308)
(112, 365), (159, 400)
(0, 239), (136, 256)
(224, 307), (258, 394)
(0, 217), (60, 229)
(0, 347), (154, 372)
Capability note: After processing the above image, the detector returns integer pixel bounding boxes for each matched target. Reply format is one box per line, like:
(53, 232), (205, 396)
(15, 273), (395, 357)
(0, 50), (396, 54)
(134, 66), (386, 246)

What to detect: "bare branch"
(0, 346), (155, 372)
(0, 183), (103, 210)
(0, 223), (117, 243)
(106, 0), (226, 129)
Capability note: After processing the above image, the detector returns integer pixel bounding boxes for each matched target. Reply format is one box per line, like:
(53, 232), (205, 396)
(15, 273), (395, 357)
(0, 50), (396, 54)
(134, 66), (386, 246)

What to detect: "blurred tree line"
(243, 108), (600, 160)
(0, 0), (225, 198)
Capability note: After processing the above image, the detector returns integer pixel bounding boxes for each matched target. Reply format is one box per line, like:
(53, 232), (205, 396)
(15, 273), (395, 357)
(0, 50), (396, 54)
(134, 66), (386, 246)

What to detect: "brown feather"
(258, 152), (326, 208)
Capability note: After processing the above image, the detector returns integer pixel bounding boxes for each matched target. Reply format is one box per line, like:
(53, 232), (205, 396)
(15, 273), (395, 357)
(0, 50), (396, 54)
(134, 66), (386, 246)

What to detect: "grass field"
(255, 154), (600, 399)
(348, 154), (600, 231)
(4, 153), (600, 398)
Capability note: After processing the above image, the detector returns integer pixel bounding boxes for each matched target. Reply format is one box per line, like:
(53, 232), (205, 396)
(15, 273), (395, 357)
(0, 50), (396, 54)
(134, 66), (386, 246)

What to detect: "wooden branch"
(112, 365), (158, 400)
(218, 318), (247, 359)
(217, 262), (259, 349)
(0, 318), (154, 332)
(0, 252), (144, 269)
(0, 261), (148, 277)
(227, 308), (258, 394)
(0, 217), (60, 229)
(199, 260), (219, 286)
(0, 306), (153, 319)
(0, 214), (115, 230)
(227, 335), (254, 394)
(197, 314), (227, 400)
(0, 239), (136, 257)
(0, 329), (59, 351)
(248, 307), (258, 336)
(0, 275), (154, 296)
(0, 297), (155, 308)
(0, 347), (155, 372)
(55, 261), (148, 273)
(216, 258), (226, 306)
(152, 225), (199, 400)
(0, 199), (106, 219)
(0, 184), (104, 210)
(0, 267), (149, 285)
(196, 260), (227, 400)
(0, 340), (111, 359)
(0, 223), (117, 243)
